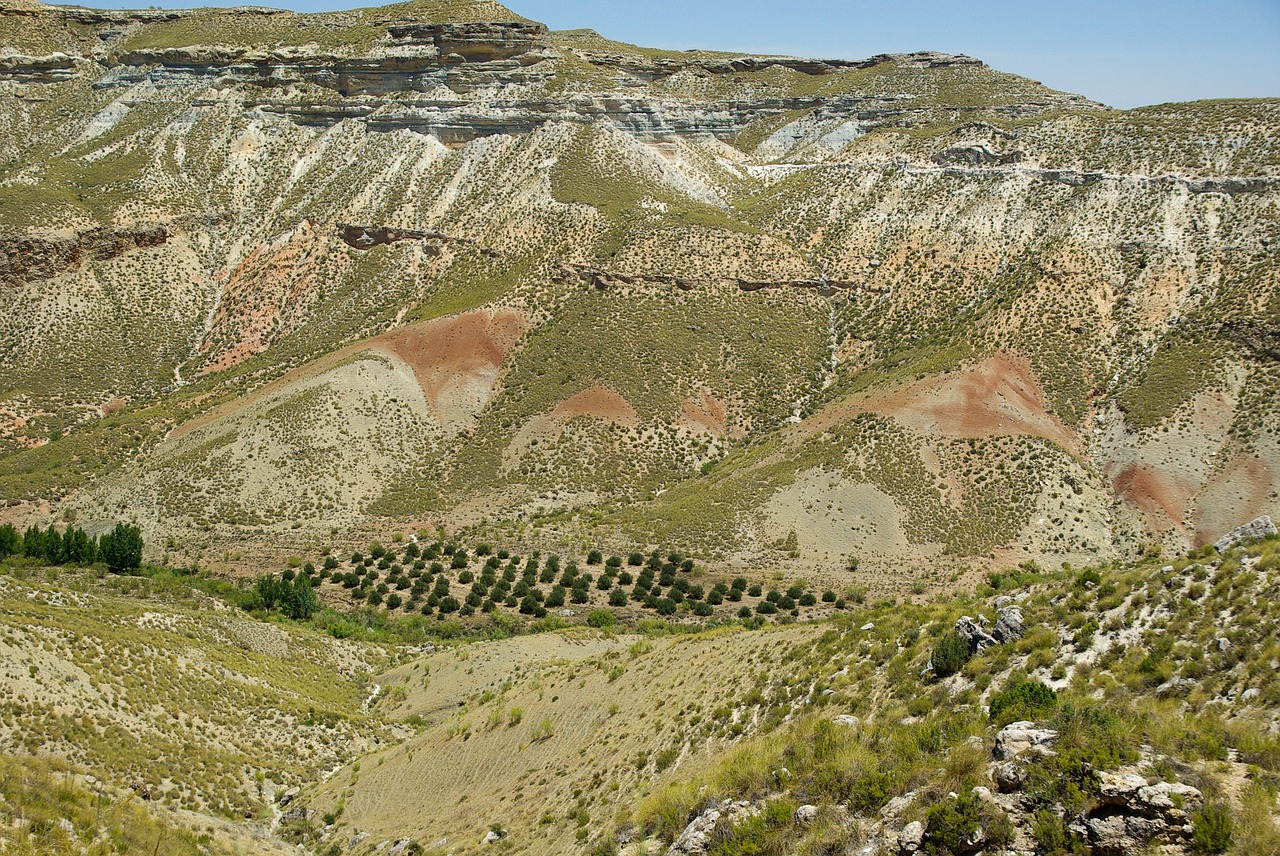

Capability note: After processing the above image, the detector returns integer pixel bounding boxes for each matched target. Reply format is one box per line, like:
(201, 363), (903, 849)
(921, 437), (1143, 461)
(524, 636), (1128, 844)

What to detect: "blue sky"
(64, 0), (1279, 108)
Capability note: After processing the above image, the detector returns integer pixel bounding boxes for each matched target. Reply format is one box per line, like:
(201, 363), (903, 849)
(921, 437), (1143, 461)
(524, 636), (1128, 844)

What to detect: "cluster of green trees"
(0, 521), (143, 574)
(249, 572), (319, 620)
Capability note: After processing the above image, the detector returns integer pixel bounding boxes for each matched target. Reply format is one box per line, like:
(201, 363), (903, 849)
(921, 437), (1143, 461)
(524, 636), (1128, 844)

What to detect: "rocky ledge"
(0, 216), (222, 288)
(553, 263), (890, 297)
(0, 224), (167, 289)
(661, 720), (1207, 856)
(571, 49), (984, 83)
(0, 52), (84, 82)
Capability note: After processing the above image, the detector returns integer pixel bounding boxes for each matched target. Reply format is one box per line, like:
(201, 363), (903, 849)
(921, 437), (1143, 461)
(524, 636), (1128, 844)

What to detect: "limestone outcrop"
(991, 605), (1024, 644)
(1214, 515), (1276, 552)
(0, 52), (82, 81)
(0, 2), (1099, 145)
(665, 800), (758, 855)
(1074, 770), (1203, 854)
(0, 224), (169, 288)
(338, 224), (430, 249)
(954, 615), (999, 653)
(992, 720), (1058, 760)
(553, 264), (889, 296)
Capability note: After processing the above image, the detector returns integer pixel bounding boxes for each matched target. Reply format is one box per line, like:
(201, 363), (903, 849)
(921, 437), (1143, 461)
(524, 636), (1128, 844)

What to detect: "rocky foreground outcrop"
(655, 719), (1208, 856)
(951, 602), (1027, 657)
(1214, 515), (1277, 552)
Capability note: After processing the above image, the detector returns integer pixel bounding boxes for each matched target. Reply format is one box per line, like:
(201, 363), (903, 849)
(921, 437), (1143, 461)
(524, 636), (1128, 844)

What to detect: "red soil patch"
(1110, 462), (1196, 532)
(859, 354), (1080, 453)
(679, 391), (730, 436)
(501, 384), (638, 472)
(99, 397), (127, 417)
(1191, 454), (1277, 546)
(171, 307), (528, 441)
(375, 308), (528, 430)
(550, 385), (638, 425)
(198, 221), (334, 375)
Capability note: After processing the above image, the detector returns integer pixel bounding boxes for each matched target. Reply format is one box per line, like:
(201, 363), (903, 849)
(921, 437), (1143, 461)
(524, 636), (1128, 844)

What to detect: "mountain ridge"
(0, 0), (1276, 592)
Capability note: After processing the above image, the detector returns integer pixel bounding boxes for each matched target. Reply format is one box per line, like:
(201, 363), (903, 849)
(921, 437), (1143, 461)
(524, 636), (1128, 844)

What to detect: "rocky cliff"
(0, 0), (1095, 142)
(0, 221), (178, 288)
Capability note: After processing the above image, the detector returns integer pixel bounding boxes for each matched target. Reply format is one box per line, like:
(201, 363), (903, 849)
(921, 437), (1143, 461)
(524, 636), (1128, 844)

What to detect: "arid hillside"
(2, 514), (1279, 856)
(0, 0), (1277, 584)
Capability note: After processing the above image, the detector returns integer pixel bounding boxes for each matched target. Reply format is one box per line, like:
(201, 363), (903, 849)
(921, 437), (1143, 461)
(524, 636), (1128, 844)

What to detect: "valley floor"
(3, 528), (1280, 855)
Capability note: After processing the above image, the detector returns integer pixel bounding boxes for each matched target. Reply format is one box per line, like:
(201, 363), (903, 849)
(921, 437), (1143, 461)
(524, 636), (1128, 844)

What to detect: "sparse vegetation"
(0, 7), (1277, 855)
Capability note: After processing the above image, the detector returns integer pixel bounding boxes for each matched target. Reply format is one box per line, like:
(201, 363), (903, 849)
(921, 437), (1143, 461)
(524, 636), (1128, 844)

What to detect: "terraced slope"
(0, 0), (1276, 582)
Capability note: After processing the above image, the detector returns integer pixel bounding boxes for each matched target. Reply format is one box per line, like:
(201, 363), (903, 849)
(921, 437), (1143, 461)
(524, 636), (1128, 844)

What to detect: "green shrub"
(846, 769), (902, 815)
(924, 793), (1012, 855)
(654, 746), (680, 772)
(587, 610), (616, 628)
(1075, 568), (1101, 588)
(931, 631), (972, 678)
(1023, 702), (1137, 812)
(1031, 809), (1087, 855)
(530, 718), (554, 742)
(705, 798), (798, 856)
(989, 679), (1058, 724)
(1191, 803), (1233, 854)
(1073, 619), (1099, 650)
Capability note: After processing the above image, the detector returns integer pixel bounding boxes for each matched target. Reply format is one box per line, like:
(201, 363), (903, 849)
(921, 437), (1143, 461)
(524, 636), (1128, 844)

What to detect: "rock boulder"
(955, 615), (998, 652)
(666, 800), (756, 855)
(1081, 770), (1202, 854)
(993, 721), (1058, 760)
(991, 605), (1025, 644)
(1214, 515), (1276, 552)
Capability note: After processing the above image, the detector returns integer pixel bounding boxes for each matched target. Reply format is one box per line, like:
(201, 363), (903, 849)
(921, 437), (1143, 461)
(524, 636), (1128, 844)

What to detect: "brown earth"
(374, 307), (528, 432)
(807, 353), (1080, 453)
(550, 384), (638, 424)
(98, 396), (127, 416)
(1192, 452), (1278, 546)
(679, 391), (731, 436)
(865, 354), (1079, 452)
(1109, 462), (1196, 535)
(171, 306), (527, 441)
(198, 221), (334, 375)
(1102, 385), (1277, 547)
(499, 384), (637, 474)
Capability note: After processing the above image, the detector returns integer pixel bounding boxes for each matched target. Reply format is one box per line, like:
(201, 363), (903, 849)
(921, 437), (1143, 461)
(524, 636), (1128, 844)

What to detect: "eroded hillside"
(0, 0), (1277, 581)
